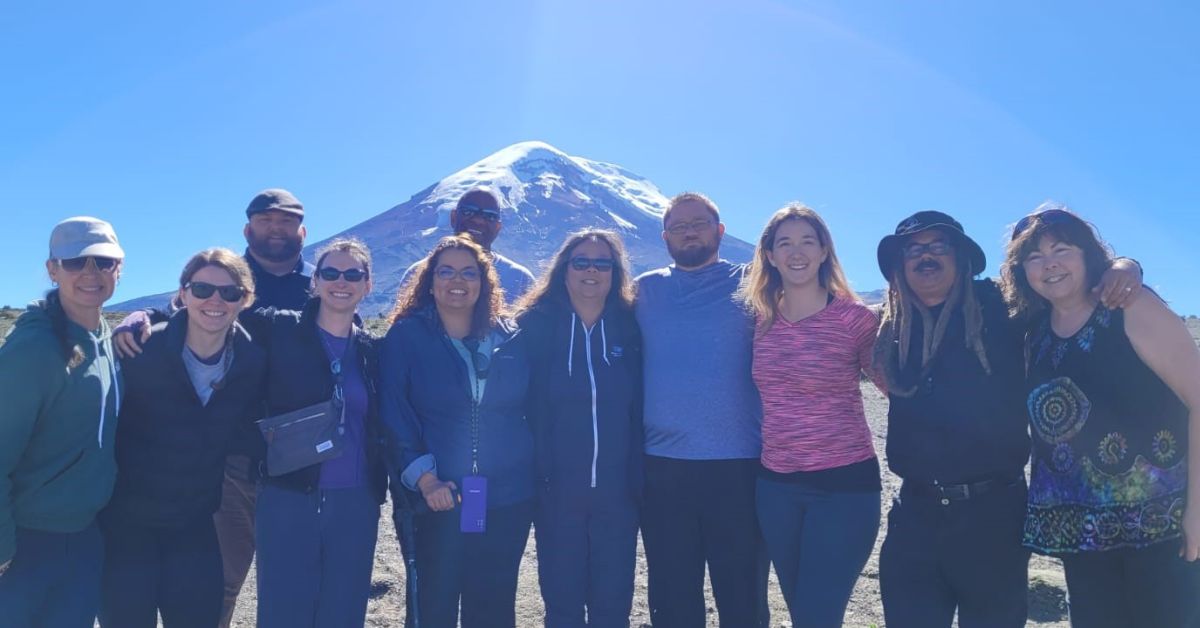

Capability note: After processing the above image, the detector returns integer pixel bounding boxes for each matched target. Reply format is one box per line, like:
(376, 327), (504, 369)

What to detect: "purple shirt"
(317, 329), (370, 489)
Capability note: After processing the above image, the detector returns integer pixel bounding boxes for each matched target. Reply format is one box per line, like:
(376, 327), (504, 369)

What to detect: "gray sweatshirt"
(635, 260), (762, 460)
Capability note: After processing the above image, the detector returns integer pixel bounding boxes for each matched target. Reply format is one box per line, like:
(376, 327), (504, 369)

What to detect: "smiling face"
(902, 229), (958, 306)
(47, 256), (121, 318)
(765, 218), (827, 290)
(313, 250), (371, 315)
(179, 265), (247, 336)
(244, 210), (306, 264)
(565, 238), (615, 306)
(1022, 234), (1088, 306)
(451, 191), (502, 250)
(431, 247), (482, 313)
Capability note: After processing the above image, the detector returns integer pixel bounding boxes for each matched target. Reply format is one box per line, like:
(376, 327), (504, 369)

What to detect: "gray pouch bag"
(257, 399), (344, 476)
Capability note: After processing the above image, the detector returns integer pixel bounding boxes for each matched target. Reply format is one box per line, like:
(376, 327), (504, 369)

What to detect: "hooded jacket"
(0, 296), (122, 563)
(380, 305), (536, 509)
(518, 297), (644, 502)
(102, 310), (267, 527)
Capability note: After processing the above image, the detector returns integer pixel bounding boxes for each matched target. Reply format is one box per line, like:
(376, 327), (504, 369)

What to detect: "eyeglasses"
(434, 266), (481, 282)
(57, 256), (119, 273)
(185, 281), (246, 303)
(666, 219), (715, 235)
(458, 205), (501, 223)
(317, 267), (368, 282)
(1011, 208), (1074, 241)
(569, 257), (614, 272)
(462, 338), (490, 380)
(902, 240), (953, 260)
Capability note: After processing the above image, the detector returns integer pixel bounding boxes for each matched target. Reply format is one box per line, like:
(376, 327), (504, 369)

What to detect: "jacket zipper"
(582, 322), (599, 489)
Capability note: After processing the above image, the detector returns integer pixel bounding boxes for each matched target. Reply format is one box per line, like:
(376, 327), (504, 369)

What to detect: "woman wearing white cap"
(0, 216), (125, 627)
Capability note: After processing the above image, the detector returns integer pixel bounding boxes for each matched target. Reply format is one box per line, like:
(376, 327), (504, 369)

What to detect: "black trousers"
(1061, 539), (1200, 628)
(879, 479), (1030, 628)
(640, 455), (769, 628)
(414, 500), (534, 628)
(98, 516), (223, 628)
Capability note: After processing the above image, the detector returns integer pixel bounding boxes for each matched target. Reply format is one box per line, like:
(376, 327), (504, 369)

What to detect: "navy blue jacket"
(518, 299), (644, 502)
(380, 306), (535, 508)
(241, 298), (388, 502)
(104, 310), (267, 527)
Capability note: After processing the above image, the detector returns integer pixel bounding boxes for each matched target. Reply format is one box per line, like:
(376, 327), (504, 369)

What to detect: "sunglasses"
(185, 281), (246, 303)
(902, 240), (953, 260)
(1011, 208), (1074, 241)
(435, 266), (481, 281)
(57, 256), (119, 273)
(570, 257), (614, 272)
(317, 267), (368, 282)
(458, 205), (501, 223)
(462, 338), (490, 380)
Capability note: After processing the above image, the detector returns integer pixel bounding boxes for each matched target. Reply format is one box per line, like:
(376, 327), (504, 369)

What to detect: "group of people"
(0, 183), (1197, 628)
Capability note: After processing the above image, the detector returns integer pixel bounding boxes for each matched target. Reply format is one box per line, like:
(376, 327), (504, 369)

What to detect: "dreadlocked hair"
(872, 251), (991, 397)
(45, 289), (86, 370)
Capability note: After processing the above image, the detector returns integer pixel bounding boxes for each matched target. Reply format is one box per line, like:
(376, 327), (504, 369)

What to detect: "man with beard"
(634, 192), (767, 627)
(114, 188), (314, 628)
(400, 187), (533, 304)
(872, 211), (1142, 627)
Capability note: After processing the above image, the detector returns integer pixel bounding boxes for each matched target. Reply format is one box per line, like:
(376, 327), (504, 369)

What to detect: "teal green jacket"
(0, 298), (122, 563)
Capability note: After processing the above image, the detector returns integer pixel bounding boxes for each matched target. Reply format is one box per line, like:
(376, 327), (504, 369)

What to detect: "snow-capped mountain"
(112, 141), (755, 316)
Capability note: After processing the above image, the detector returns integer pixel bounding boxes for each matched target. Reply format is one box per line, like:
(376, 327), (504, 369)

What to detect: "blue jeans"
(0, 523), (104, 628)
(1062, 539), (1200, 628)
(756, 477), (880, 628)
(255, 484), (380, 628)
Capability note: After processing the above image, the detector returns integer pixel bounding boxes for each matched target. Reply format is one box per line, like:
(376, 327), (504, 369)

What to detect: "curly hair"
(386, 235), (505, 337)
(738, 203), (855, 336)
(1000, 203), (1114, 322)
(514, 229), (636, 316)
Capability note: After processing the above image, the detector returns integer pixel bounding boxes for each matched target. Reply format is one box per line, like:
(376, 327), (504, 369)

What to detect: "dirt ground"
(226, 384), (1071, 628)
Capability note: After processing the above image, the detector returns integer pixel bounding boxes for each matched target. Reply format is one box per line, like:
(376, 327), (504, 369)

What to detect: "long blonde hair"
(739, 203), (855, 335)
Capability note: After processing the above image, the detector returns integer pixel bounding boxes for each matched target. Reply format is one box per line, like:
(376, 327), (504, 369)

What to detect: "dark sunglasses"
(185, 281), (246, 303)
(458, 205), (501, 223)
(570, 257), (614, 272)
(902, 240), (953, 260)
(317, 267), (368, 282)
(462, 338), (490, 380)
(1011, 209), (1074, 241)
(58, 256), (119, 273)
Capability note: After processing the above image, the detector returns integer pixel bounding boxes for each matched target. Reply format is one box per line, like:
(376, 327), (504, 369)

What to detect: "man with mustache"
(114, 188), (314, 628)
(401, 188), (534, 304)
(635, 192), (768, 627)
(872, 210), (1142, 627)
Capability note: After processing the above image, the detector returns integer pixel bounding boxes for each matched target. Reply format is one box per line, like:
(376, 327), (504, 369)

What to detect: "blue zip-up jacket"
(518, 298), (644, 502)
(380, 306), (535, 509)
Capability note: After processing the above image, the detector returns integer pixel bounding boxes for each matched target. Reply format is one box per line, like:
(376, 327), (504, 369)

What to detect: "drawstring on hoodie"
(92, 334), (120, 448)
(567, 313), (577, 377)
(600, 319), (611, 366)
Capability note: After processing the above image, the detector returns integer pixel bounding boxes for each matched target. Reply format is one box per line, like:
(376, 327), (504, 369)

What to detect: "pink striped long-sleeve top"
(752, 297), (882, 473)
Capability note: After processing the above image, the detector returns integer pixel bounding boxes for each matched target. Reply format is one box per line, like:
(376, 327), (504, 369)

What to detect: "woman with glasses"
(739, 204), (885, 627)
(0, 217), (124, 627)
(514, 229), (643, 628)
(97, 248), (266, 628)
(380, 235), (535, 628)
(1001, 205), (1200, 626)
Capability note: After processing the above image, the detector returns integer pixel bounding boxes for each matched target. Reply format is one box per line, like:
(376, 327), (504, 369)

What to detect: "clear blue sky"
(3, 1), (1197, 312)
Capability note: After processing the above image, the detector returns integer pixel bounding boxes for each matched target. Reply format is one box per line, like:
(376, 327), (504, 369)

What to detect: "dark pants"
(256, 483), (380, 628)
(641, 455), (769, 628)
(1061, 540), (1200, 628)
(98, 516), (223, 628)
(756, 477), (880, 628)
(880, 479), (1029, 628)
(414, 500), (534, 628)
(214, 454), (257, 628)
(536, 488), (638, 628)
(0, 523), (104, 628)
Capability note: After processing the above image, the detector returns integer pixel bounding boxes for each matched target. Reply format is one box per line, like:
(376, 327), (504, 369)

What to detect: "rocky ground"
(3, 309), (1197, 626)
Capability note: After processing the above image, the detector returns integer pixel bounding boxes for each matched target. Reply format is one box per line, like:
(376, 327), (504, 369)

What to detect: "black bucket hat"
(876, 210), (986, 279)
